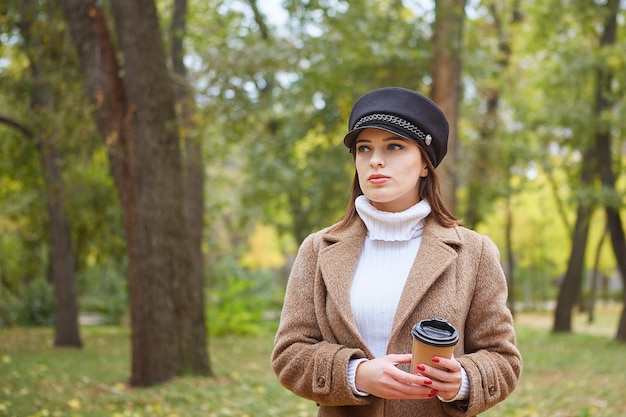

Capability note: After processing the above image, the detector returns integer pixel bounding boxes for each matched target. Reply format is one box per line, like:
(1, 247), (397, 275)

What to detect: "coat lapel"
(315, 216), (464, 353)
(390, 218), (463, 341)
(318, 219), (367, 340)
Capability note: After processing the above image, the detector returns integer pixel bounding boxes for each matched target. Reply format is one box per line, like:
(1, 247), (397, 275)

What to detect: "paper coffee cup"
(411, 318), (459, 376)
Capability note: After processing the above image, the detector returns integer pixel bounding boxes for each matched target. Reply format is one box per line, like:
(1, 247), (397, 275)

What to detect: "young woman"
(272, 87), (521, 417)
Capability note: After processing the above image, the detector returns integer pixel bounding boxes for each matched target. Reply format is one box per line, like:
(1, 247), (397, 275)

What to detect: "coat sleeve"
(271, 233), (371, 406)
(443, 235), (522, 416)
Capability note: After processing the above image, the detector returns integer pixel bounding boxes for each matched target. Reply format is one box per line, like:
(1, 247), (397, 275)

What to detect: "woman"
(272, 87), (521, 417)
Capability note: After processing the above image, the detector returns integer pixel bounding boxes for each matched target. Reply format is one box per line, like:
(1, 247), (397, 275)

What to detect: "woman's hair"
(335, 145), (460, 230)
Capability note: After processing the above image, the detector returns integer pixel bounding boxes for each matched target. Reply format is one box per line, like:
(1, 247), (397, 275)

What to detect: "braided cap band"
(353, 113), (433, 146)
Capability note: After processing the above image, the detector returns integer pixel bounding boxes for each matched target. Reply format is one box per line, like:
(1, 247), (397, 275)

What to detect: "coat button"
(488, 384), (496, 395)
(317, 376), (326, 387)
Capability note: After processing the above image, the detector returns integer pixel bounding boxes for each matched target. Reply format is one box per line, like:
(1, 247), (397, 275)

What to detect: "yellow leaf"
(113, 382), (126, 391)
(152, 403), (162, 412)
(67, 398), (81, 410)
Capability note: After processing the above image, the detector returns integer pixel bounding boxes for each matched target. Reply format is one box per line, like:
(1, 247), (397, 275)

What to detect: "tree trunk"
(553, 158), (595, 333)
(19, 0), (82, 348)
(58, 0), (135, 208)
(504, 195), (515, 317)
(61, 0), (209, 385)
(586, 228), (607, 323)
(590, 0), (626, 341)
(40, 135), (82, 348)
(464, 2), (521, 229)
(108, 0), (198, 386)
(170, 0), (212, 375)
(429, 0), (466, 213)
(618, 287), (626, 341)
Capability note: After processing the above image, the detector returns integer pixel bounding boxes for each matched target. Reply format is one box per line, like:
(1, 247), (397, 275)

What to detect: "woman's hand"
(414, 355), (463, 401)
(354, 354), (440, 400)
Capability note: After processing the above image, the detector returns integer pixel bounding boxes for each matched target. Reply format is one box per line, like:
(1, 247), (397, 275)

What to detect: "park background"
(1, 0), (625, 416)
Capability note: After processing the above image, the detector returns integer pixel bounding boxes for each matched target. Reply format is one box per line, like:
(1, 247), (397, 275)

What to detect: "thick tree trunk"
(108, 0), (197, 386)
(61, 0), (209, 384)
(19, 0), (82, 348)
(429, 0), (466, 213)
(170, 0), (211, 375)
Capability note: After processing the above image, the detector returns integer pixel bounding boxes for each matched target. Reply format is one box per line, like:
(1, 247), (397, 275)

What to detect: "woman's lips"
(368, 174), (390, 184)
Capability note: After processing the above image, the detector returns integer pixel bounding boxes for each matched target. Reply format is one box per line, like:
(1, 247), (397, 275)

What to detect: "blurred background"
(0, 0), (624, 387)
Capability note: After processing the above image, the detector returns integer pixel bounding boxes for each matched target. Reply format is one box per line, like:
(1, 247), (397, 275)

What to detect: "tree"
(553, 159), (595, 332)
(430, 0), (467, 212)
(169, 0), (212, 373)
(463, 1), (523, 315)
(591, 0), (626, 341)
(60, 0), (210, 385)
(552, 0), (625, 337)
(14, 0), (82, 347)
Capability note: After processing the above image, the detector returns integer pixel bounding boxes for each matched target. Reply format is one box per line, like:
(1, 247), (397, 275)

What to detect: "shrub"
(207, 255), (283, 336)
(18, 274), (55, 326)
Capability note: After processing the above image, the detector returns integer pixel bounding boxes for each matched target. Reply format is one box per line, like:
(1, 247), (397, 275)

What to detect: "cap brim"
(343, 124), (415, 149)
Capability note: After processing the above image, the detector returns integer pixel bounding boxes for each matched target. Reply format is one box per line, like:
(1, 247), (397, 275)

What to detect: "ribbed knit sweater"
(350, 195), (431, 358)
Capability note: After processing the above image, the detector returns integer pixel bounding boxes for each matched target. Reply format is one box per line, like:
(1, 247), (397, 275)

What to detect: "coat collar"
(318, 216), (463, 351)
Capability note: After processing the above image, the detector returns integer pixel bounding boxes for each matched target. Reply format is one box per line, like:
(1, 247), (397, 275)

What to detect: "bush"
(80, 261), (128, 325)
(0, 290), (21, 326)
(18, 274), (56, 326)
(207, 255), (284, 336)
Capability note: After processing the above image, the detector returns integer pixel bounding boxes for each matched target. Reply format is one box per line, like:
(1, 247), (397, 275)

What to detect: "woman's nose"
(370, 151), (385, 167)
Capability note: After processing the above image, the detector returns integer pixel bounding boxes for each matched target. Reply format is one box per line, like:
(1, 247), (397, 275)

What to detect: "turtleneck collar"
(355, 195), (432, 241)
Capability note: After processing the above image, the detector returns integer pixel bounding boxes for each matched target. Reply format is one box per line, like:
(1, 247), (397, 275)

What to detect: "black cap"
(343, 87), (449, 168)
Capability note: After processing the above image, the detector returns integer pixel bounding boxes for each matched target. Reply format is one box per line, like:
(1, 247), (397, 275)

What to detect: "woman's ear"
(420, 165), (429, 178)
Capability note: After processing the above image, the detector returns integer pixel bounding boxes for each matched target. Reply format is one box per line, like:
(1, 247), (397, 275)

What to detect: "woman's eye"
(388, 143), (404, 151)
(356, 145), (370, 152)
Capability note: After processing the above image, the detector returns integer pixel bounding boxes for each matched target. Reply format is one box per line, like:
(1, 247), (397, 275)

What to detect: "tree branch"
(0, 114), (34, 139)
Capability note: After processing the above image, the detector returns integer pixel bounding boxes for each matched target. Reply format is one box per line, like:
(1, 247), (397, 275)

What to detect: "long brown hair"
(335, 146), (460, 230)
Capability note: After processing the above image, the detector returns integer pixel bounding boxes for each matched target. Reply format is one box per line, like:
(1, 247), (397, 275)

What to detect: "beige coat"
(272, 216), (522, 417)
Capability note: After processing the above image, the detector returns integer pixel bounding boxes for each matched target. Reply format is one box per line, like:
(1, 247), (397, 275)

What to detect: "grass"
(1, 304), (625, 417)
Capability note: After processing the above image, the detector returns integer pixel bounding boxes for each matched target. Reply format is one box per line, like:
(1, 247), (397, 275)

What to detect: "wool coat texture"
(271, 215), (522, 417)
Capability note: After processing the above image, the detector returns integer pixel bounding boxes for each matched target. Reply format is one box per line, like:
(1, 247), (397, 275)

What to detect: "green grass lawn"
(1, 305), (625, 417)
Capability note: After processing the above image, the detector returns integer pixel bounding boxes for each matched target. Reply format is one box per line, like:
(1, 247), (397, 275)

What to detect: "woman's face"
(355, 128), (428, 212)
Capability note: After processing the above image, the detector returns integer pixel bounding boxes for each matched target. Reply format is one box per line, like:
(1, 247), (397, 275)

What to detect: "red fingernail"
(417, 365), (426, 372)
(432, 357), (440, 363)
(424, 379), (432, 385)
(428, 389), (438, 397)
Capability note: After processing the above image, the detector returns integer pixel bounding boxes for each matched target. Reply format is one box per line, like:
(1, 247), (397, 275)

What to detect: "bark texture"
(61, 0), (210, 384)
(429, 0), (467, 213)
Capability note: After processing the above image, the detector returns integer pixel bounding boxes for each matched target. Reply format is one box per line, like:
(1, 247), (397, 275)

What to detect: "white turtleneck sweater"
(350, 195), (431, 358)
(347, 196), (469, 401)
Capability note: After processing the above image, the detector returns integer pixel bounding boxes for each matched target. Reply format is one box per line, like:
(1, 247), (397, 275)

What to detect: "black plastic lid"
(411, 318), (459, 347)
